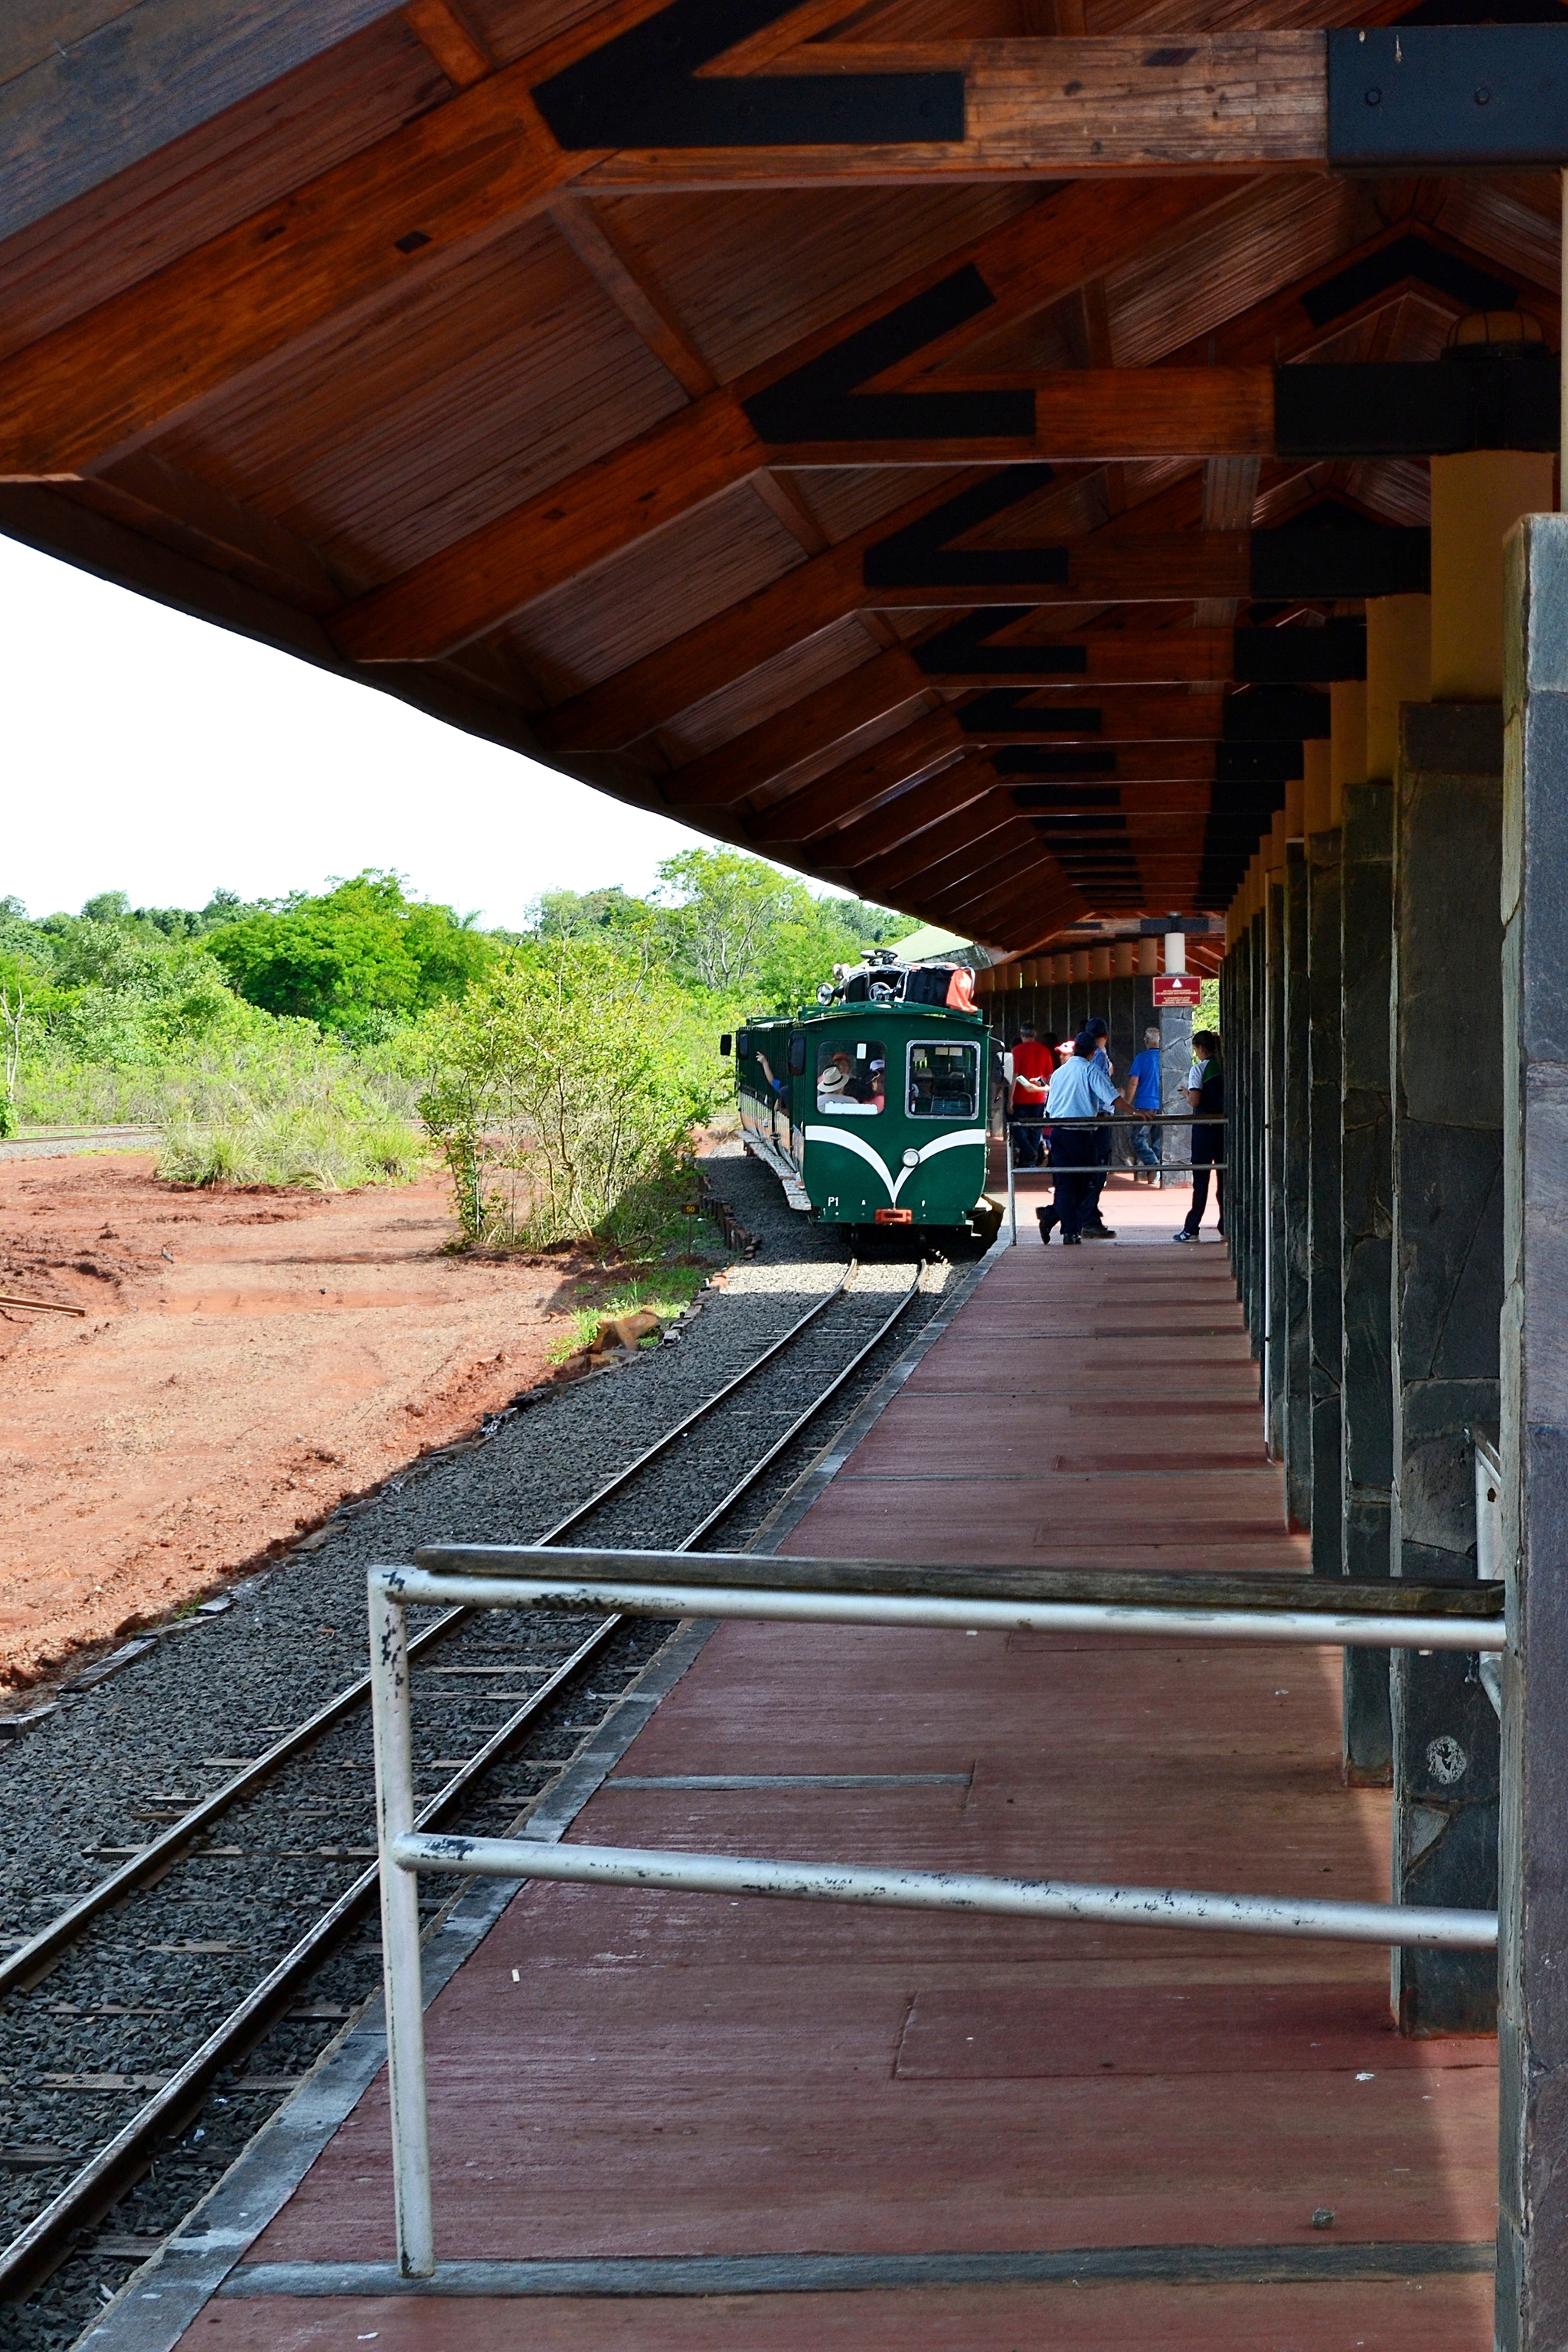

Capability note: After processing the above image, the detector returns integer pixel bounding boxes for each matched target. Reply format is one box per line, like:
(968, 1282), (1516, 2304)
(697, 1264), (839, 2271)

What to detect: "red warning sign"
(1152, 974), (1202, 1008)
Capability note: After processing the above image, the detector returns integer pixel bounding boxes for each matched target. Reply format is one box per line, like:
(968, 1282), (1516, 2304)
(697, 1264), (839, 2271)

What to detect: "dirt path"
(0, 1157), (582, 1690)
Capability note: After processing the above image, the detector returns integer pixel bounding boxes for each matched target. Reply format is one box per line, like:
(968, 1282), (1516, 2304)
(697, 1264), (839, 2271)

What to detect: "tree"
(530, 886), (654, 945)
(419, 939), (710, 1250)
(648, 848), (916, 1010)
(0, 965), (29, 1138)
(652, 850), (807, 993)
(205, 871), (496, 1037)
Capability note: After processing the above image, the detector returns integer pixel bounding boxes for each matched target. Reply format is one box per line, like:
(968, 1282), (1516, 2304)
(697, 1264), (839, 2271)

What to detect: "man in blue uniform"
(1038, 1032), (1121, 1244)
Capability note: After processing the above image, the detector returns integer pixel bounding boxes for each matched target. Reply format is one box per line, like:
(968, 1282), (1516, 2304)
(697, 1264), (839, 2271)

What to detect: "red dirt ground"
(0, 1154), (589, 1693)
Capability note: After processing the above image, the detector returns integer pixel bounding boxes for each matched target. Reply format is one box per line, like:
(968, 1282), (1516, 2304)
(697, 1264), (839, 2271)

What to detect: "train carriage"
(727, 969), (997, 1242)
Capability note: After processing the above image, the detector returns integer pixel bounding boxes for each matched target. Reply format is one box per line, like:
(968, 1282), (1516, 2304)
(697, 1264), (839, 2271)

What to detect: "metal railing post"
(1006, 1125), (1017, 1245)
(368, 1570), (435, 2278)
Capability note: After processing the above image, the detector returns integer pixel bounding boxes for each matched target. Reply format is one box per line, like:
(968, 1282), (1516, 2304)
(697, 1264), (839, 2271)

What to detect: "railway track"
(0, 1260), (927, 2323)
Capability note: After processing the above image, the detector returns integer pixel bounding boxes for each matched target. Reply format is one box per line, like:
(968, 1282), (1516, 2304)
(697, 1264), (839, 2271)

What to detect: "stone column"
(1246, 870), (1267, 1357)
(1497, 509), (1568, 2350)
(1338, 606), (1420, 1781)
(1282, 829), (1312, 1528)
(1387, 697), (1504, 2034)
(1263, 824), (1287, 1463)
(1305, 742), (1343, 1576)
(1227, 867), (1260, 1354)
(1387, 447), (1545, 2034)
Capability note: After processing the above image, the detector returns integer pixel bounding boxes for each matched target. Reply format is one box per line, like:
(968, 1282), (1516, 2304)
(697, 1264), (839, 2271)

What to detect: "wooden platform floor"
(194, 1195), (1498, 2350)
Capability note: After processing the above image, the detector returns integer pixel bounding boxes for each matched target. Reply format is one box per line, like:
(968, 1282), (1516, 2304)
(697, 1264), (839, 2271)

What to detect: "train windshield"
(816, 1039), (886, 1115)
(906, 1040), (980, 1120)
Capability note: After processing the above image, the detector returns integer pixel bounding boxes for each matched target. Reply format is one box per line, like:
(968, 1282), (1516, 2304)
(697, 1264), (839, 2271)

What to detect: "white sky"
(0, 534), (730, 929)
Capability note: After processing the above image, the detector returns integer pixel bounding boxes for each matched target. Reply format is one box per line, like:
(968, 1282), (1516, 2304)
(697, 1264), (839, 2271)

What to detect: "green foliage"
(649, 848), (915, 1011)
(418, 939), (714, 1252)
(158, 1103), (424, 1191)
(0, 858), (911, 1210)
(204, 871), (497, 1038)
(529, 885), (655, 945)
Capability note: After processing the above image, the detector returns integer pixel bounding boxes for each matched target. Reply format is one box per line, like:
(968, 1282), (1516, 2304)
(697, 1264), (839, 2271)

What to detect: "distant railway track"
(0, 1261), (926, 2310)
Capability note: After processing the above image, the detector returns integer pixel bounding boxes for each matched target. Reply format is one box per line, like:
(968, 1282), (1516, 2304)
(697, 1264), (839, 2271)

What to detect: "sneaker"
(1081, 1223), (1116, 1239)
(1174, 1229), (1200, 1243)
(1062, 1232), (1083, 1245)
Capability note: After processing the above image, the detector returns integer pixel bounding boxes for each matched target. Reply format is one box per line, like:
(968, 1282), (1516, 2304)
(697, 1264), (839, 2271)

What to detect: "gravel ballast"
(0, 1142), (976, 2349)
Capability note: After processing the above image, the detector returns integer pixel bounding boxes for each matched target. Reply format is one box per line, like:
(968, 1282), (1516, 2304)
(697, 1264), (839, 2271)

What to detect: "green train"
(723, 956), (998, 1245)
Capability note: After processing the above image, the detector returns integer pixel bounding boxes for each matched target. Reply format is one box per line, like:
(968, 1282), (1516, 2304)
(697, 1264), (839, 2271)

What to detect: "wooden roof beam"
(769, 756), (999, 871)
(546, 194), (718, 400)
(849, 795), (1020, 899)
(573, 36), (1327, 190)
(957, 691), (1227, 745)
(661, 647), (937, 814)
(932, 844), (1063, 922)
(403, 2), (497, 90)
(538, 482), (982, 754)
(913, 626), (1236, 688)
(949, 871), (1083, 943)
(739, 710), (969, 848)
(889, 822), (1044, 910)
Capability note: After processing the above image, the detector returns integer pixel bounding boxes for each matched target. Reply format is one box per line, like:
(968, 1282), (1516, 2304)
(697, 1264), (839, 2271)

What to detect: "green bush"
(157, 1103), (425, 1191)
(419, 940), (714, 1251)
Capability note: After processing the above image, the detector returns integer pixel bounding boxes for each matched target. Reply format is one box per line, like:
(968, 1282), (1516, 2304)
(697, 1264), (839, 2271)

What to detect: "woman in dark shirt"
(1174, 1031), (1224, 1243)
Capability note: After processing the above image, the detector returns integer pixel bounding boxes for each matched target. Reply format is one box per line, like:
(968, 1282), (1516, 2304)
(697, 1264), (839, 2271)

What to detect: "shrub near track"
(420, 939), (716, 1254)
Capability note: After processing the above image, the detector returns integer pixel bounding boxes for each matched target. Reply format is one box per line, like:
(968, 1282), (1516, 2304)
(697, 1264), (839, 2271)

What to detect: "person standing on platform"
(1004, 1025), (1054, 1168)
(1083, 1017), (1117, 1237)
(1122, 1024), (1164, 1183)
(1174, 1030), (1225, 1243)
(1038, 1031), (1120, 1245)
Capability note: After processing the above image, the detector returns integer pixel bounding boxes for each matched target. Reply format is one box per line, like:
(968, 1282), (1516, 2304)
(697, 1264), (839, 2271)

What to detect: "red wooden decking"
(187, 1187), (1498, 2350)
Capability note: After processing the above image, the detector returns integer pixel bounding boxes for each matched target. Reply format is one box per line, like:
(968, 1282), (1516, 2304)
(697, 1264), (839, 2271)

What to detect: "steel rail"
(0, 1622), (617, 2303)
(0, 1266), (864, 2002)
(0, 1606), (469, 2000)
(676, 1266), (923, 1550)
(537, 1262), (856, 1544)
(1, 1261), (920, 2300)
(394, 1833), (1499, 1952)
(376, 1571), (1504, 1654)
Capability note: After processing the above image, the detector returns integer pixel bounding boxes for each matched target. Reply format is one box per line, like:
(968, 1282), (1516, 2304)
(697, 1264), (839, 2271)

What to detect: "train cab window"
(907, 1040), (980, 1119)
(816, 1039), (886, 1116)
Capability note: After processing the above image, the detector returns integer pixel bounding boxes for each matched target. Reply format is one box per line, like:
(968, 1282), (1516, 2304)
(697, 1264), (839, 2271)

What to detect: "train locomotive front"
(730, 962), (995, 1240)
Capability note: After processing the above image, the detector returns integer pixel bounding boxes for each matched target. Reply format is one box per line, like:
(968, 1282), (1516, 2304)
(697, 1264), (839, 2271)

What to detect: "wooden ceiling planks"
(492, 479), (810, 707)
(0, 18), (448, 367)
(1, 0), (1561, 946)
(595, 182), (1039, 384)
(155, 212), (690, 593)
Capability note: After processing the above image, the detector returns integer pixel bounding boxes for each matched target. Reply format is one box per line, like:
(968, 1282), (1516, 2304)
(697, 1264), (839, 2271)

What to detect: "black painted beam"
(534, 0), (963, 148)
(1328, 23), (1568, 168)
(1234, 624), (1367, 683)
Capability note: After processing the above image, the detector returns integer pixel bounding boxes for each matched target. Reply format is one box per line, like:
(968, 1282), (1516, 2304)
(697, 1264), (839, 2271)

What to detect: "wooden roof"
(1, 0), (1559, 949)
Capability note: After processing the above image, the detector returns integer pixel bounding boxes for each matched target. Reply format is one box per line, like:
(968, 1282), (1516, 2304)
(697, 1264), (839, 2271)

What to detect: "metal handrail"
(1002, 1112), (1228, 1242)
(368, 1549), (1503, 2280)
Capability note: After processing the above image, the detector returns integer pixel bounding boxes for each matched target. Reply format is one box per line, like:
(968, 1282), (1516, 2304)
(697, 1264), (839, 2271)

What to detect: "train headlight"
(902, 1148), (919, 1168)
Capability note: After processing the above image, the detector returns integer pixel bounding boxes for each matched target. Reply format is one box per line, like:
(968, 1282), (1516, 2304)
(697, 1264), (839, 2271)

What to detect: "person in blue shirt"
(1081, 1016), (1119, 1235)
(1122, 1023), (1164, 1182)
(1037, 1031), (1121, 1244)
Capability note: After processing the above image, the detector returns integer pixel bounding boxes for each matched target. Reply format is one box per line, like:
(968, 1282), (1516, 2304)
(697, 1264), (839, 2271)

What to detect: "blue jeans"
(1129, 1120), (1161, 1171)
